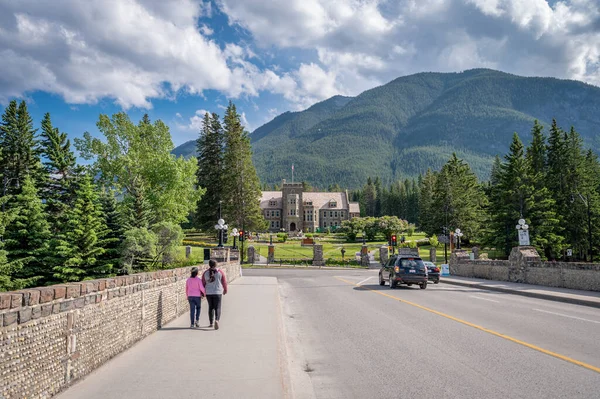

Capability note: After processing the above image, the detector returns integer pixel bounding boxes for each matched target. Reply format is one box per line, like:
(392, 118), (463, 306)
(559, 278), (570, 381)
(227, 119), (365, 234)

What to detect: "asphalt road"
(246, 268), (600, 399)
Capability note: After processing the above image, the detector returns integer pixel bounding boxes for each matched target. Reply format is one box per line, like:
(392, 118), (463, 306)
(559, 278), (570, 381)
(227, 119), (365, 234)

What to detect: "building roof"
(260, 191), (283, 208)
(302, 192), (349, 210)
(349, 202), (360, 214)
(260, 190), (361, 214)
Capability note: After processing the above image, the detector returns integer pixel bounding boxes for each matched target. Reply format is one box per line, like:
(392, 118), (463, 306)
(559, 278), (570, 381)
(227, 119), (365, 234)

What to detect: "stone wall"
(0, 261), (240, 399)
(449, 247), (600, 292)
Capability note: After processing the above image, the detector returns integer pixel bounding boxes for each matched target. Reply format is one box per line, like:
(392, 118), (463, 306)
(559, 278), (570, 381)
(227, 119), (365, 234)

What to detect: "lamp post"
(454, 228), (464, 250)
(231, 228), (239, 250)
(516, 218), (530, 246)
(269, 234), (273, 245)
(214, 201), (228, 248)
(362, 231), (366, 245)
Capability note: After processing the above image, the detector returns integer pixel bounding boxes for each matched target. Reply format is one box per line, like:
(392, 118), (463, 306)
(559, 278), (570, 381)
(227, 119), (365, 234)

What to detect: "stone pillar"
(185, 246), (192, 259)
(211, 247), (230, 263)
(379, 246), (389, 265)
(268, 245), (275, 264)
(508, 246), (541, 283)
(247, 246), (256, 264)
(229, 248), (240, 261)
(471, 246), (480, 260)
(313, 244), (325, 266)
(429, 247), (437, 263)
(361, 245), (370, 267)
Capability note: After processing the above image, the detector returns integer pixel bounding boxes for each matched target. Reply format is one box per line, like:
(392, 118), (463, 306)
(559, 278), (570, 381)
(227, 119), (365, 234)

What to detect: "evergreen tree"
(0, 100), (44, 197)
(221, 102), (266, 231)
(39, 113), (77, 231)
(374, 177), (382, 217)
(53, 175), (111, 282)
(525, 122), (563, 258)
(432, 154), (485, 242)
(4, 176), (51, 284)
(0, 198), (28, 291)
(121, 177), (153, 229)
(362, 177), (377, 217)
(196, 112), (225, 229)
(418, 169), (437, 236)
(99, 189), (125, 271)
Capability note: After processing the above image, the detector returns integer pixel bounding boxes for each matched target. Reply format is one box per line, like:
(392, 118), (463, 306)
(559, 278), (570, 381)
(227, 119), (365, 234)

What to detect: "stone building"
(260, 179), (361, 233)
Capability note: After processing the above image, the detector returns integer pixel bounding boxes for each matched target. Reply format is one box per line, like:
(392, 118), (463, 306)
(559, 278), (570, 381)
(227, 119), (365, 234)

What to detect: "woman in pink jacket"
(186, 267), (205, 328)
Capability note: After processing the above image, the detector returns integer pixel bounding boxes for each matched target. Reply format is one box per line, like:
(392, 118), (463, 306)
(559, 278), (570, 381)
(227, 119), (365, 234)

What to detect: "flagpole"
(292, 164), (294, 184)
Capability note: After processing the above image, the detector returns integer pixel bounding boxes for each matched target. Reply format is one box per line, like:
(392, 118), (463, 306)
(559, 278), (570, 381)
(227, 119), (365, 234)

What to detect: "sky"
(0, 0), (599, 147)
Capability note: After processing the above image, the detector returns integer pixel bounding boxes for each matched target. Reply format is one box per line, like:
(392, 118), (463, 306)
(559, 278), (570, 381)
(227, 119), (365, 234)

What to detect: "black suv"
(379, 255), (428, 289)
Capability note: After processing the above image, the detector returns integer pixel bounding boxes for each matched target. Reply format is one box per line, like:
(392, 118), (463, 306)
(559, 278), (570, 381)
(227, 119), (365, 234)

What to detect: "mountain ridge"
(173, 68), (600, 188)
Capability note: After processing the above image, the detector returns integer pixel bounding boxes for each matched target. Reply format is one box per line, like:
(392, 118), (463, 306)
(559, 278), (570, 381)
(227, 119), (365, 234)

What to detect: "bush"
(428, 236), (439, 248)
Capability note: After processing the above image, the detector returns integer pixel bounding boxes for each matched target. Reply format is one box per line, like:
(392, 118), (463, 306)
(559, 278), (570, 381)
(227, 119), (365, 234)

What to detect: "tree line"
(420, 120), (599, 261)
(350, 119), (600, 261)
(0, 101), (201, 291)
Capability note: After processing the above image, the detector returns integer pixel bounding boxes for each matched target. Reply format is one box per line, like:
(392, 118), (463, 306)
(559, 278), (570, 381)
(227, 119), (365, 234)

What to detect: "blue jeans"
(188, 296), (201, 325)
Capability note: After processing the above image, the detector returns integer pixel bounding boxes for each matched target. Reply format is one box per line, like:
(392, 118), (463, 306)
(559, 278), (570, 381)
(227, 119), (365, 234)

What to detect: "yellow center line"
(335, 276), (600, 374)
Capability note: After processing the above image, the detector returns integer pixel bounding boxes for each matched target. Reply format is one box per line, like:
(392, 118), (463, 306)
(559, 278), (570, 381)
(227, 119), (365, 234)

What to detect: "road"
(246, 268), (600, 399)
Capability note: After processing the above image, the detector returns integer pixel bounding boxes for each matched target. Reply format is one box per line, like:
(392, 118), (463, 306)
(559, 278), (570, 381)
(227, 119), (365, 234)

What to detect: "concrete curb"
(441, 279), (600, 309)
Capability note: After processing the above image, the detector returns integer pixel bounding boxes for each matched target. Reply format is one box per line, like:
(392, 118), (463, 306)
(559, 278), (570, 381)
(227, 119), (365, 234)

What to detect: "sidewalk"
(441, 276), (600, 308)
(57, 277), (288, 399)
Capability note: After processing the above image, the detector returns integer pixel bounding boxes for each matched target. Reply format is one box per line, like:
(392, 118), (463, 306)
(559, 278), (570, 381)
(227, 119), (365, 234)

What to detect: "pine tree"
(418, 169), (437, 236)
(374, 177), (382, 217)
(196, 112), (225, 230)
(525, 121), (563, 258)
(0, 198), (28, 291)
(0, 100), (44, 198)
(432, 154), (485, 242)
(53, 175), (111, 282)
(221, 102), (267, 231)
(39, 113), (77, 231)
(363, 177), (377, 217)
(99, 189), (125, 271)
(121, 177), (153, 229)
(4, 176), (51, 284)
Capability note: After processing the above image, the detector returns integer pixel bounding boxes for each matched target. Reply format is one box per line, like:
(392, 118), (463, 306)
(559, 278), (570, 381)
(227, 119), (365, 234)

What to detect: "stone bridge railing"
(450, 246), (600, 292)
(0, 259), (241, 399)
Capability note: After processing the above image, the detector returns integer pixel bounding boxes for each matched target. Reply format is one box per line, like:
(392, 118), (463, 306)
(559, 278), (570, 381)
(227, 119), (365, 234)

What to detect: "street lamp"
(231, 228), (239, 249)
(269, 234), (273, 245)
(362, 231), (366, 245)
(214, 201), (228, 248)
(454, 228), (464, 250)
(516, 218), (530, 246)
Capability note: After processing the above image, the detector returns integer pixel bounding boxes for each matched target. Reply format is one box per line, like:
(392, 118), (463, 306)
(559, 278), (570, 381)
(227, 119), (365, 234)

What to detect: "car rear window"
(397, 258), (425, 270)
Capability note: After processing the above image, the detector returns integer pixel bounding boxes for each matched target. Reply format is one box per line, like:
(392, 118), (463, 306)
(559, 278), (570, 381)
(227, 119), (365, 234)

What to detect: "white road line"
(532, 308), (600, 324)
(357, 276), (375, 286)
(469, 295), (500, 303)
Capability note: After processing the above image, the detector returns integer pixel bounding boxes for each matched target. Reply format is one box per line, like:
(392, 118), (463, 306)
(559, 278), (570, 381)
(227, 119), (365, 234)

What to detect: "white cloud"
(186, 109), (209, 131)
(240, 111), (252, 131)
(219, 0), (600, 95)
(199, 24), (214, 36)
(0, 0), (289, 108)
(176, 112), (182, 118)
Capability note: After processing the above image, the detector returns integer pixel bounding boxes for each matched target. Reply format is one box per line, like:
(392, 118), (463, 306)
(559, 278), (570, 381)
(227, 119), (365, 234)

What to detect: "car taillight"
(394, 266), (400, 273)
(433, 267), (439, 273)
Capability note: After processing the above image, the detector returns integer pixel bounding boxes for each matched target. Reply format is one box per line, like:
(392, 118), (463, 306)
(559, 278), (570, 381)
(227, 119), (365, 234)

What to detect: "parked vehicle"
(379, 255), (428, 289)
(423, 261), (440, 284)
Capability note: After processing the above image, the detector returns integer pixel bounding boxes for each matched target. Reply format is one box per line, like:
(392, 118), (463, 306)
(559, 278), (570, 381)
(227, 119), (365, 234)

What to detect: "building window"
(276, 211), (279, 217)
(271, 221), (274, 228)
(341, 211), (345, 218)
(329, 211), (333, 218)
(335, 211), (338, 218)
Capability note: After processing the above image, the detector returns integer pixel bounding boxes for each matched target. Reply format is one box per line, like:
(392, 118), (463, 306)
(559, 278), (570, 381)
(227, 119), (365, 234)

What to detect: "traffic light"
(223, 229), (228, 243)
(239, 230), (244, 241)
(391, 235), (397, 246)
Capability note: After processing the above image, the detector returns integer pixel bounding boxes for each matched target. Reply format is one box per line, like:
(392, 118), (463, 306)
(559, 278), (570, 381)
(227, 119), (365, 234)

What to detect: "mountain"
(173, 69), (600, 188)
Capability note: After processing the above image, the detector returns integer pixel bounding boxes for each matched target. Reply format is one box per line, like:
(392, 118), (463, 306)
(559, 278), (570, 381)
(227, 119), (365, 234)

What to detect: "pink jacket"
(186, 277), (206, 298)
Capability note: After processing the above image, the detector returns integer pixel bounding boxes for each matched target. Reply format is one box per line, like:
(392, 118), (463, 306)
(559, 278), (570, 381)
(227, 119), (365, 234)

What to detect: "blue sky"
(1, 0), (599, 148)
